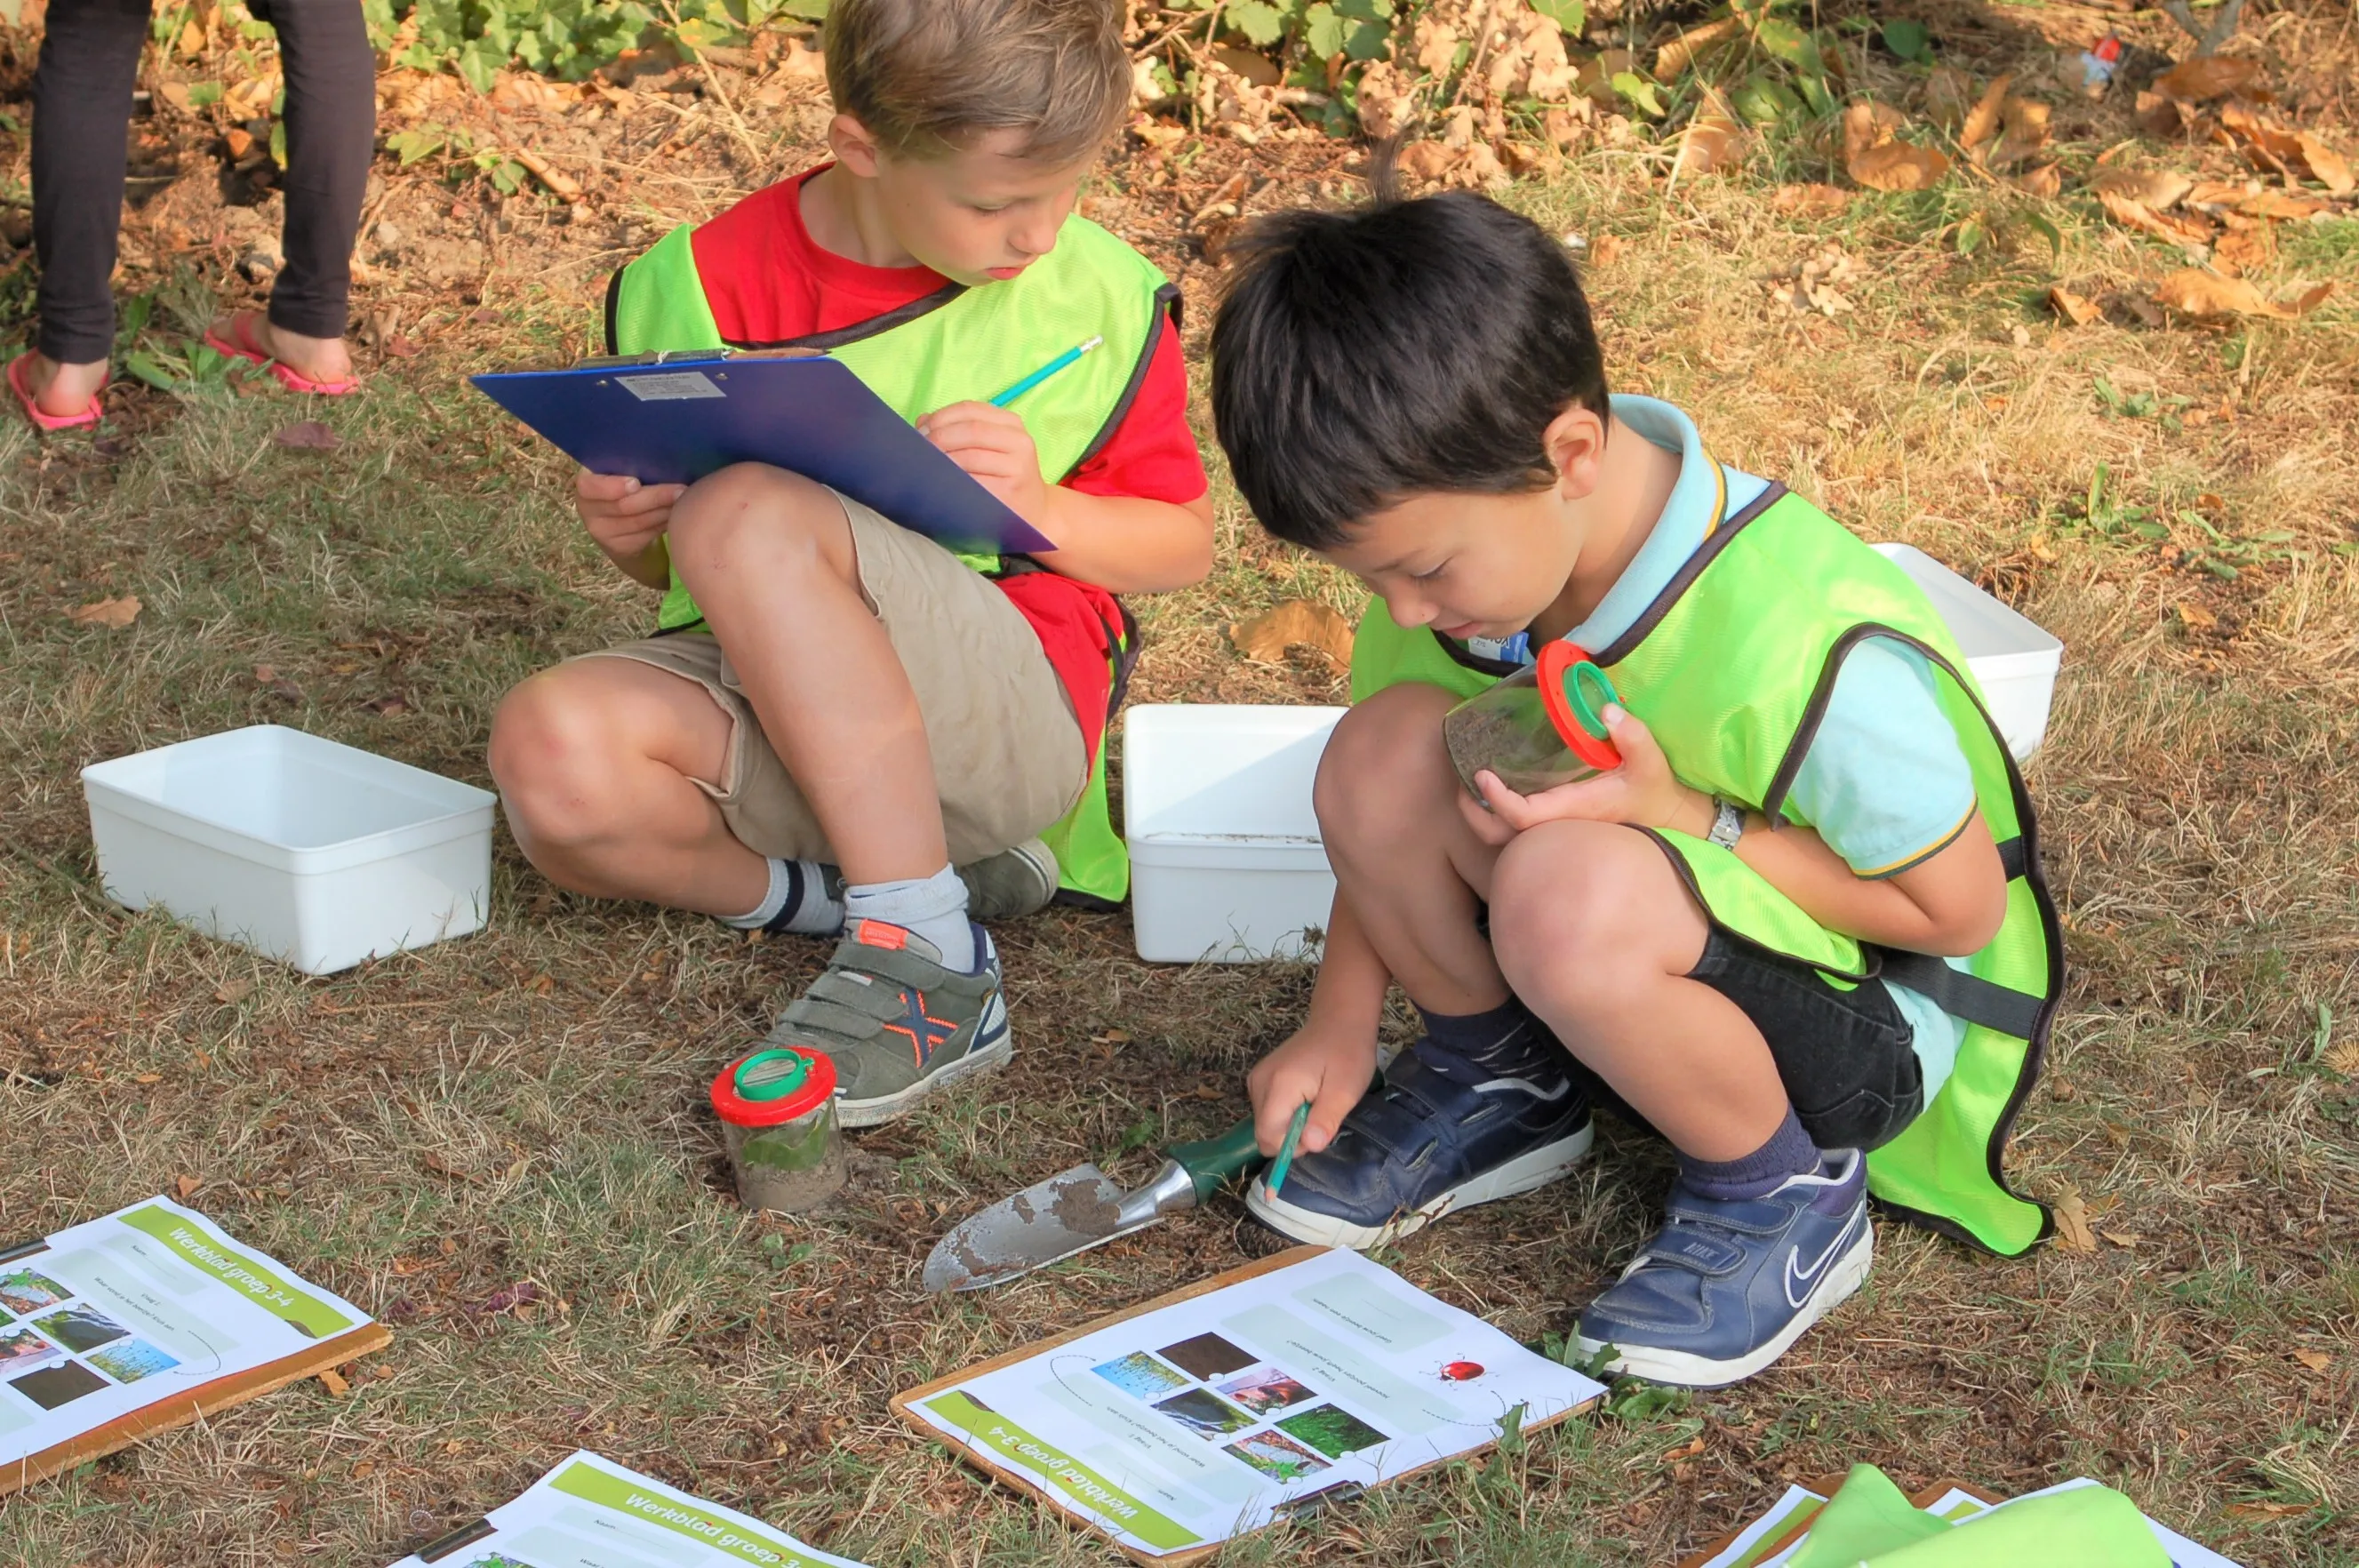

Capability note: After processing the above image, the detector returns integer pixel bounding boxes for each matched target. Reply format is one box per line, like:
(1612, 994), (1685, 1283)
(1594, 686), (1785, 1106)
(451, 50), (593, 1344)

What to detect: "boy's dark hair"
(1209, 163), (1610, 549)
(824, 0), (1129, 163)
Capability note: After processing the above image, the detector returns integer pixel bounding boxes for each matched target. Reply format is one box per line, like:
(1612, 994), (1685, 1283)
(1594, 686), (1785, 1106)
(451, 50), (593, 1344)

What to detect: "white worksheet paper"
(905, 1247), (1606, 1557)
(386, 1451), (870, 1568)
(0, 1196), (372, 1468)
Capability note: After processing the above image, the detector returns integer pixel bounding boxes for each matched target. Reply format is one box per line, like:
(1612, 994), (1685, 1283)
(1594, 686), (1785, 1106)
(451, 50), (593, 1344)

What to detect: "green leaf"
(2023, 211), (2063, 259)
(269, 119), (287, 169)
(124, 351), (180, 393)
(1304, 1), (1344, 57)
(1226, 0), (1289, 45)
(1955, 217), (1985, 255)
(1611, 70), (1663, 117)
(1881, 17), (1931, 62)
(186, 80), (223, 107)
(1795, 71), (1834, 116)
(1530, 0), (1583, 34)
(1755, 17), (1811, 64)
(1732, 70), (1800, 124)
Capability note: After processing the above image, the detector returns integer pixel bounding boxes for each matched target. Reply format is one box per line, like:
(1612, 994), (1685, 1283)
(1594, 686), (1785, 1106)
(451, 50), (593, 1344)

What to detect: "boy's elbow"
(1924, 877), (2009, 956)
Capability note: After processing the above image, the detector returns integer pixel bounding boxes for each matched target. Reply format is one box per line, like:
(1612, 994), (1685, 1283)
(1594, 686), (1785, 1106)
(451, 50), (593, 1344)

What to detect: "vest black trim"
(1073, 282), (1182, 477)
(768, 282), (970, 353)
(602, 266), (626, 356)
(1589, 481), (1788, 667)
(1874, 948), (2046, 1039)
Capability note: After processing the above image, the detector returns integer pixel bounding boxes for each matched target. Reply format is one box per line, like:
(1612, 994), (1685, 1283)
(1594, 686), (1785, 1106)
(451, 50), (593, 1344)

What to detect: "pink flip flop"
(203, 313), (362, 396)
(8, 351), (105, 431)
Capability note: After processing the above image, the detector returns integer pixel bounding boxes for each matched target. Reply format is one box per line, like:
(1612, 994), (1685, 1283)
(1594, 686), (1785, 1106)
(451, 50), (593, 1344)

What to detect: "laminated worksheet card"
(391, 1451), (871, 1568)
(894, 1245), (1606, 1564)
(0, 1196), (387, 1492)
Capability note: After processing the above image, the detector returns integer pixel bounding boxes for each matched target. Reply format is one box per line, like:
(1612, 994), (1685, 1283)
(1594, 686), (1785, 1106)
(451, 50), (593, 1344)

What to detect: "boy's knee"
(667, 463), (846, 586)
(488, 672), (631, 847)
(1489, 822), (1659, 977)
(1313, 684), (1456, 851)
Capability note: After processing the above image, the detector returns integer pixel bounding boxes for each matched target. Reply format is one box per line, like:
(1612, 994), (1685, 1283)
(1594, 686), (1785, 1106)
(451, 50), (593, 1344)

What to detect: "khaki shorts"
(580, 490), (1088, 866)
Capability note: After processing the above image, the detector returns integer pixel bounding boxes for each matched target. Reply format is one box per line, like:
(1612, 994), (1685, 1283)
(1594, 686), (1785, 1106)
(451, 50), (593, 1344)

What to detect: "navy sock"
(1419, 999), (1553, 1076)
(1679, 1106), (1822, 1201)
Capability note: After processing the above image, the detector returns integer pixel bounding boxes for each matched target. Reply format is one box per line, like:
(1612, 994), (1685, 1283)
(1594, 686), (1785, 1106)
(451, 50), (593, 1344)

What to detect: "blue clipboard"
(471, 352), (1056, 556)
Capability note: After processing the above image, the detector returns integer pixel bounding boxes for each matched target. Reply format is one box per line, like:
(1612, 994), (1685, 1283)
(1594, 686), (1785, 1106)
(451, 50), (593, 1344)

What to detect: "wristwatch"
(1707, 796), (1747, 850)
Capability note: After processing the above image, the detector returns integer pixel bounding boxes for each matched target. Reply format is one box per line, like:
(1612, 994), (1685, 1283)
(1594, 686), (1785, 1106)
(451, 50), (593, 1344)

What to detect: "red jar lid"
(1537, 640), (1624, 772)
(710, 1045), (836, 1127)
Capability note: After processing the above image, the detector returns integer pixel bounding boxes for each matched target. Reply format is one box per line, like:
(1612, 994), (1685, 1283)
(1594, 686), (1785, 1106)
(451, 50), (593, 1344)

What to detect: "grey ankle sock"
(721, 858), (843, 935)
(844, 865), (974, 970)
(1678, 1107), (1822, 1201)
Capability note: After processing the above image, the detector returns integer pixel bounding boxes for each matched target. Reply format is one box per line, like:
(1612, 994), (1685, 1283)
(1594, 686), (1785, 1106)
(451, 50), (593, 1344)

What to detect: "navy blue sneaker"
(1244, 1033), (1594, 1249)
(1572, 1149), (1872, 1388)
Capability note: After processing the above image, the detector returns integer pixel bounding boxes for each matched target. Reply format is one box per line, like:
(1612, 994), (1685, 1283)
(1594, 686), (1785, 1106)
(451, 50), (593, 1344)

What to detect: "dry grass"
(4, 4), (2358, 1564)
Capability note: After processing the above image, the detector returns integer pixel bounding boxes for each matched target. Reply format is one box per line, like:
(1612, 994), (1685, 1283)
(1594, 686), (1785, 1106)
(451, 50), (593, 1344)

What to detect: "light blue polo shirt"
(1469, 396), (1972, 1100)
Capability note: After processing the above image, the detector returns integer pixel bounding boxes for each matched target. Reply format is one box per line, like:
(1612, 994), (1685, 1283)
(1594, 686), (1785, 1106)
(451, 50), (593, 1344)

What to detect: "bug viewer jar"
(711, 1044), (847, 1212)
(1442, 640), (1626, 800)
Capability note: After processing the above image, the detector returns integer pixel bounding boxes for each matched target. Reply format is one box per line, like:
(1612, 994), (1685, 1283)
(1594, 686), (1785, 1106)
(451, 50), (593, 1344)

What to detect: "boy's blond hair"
(824, 0), (1130, 163)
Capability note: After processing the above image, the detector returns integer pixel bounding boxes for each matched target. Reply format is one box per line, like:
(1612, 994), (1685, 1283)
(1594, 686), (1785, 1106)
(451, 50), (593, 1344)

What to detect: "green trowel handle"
(1164, 1117), (1267, 1204)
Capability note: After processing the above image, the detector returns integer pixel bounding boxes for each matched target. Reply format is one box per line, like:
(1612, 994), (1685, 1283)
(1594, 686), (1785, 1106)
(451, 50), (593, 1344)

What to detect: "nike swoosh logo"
(1785, 1207), (1864, 1309)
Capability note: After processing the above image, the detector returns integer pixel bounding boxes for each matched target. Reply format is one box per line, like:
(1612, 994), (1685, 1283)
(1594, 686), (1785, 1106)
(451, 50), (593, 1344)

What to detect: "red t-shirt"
(688, 167), (1206, 764)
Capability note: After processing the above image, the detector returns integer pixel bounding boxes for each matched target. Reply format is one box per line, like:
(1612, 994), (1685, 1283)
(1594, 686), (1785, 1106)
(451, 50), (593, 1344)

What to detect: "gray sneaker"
(762, 918), (1011, 1128)
(955, 836), (1060, 921)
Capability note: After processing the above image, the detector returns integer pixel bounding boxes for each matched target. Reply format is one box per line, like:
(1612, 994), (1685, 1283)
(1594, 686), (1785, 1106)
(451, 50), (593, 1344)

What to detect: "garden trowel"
(921, 1118), (1264, 1292)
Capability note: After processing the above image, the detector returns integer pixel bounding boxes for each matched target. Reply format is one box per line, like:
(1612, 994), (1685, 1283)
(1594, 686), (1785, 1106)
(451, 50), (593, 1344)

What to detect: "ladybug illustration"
(1440, 1361), (1484, 1381)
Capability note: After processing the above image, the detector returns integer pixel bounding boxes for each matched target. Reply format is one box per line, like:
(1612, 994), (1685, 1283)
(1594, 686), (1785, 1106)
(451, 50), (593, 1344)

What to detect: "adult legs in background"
(25, 0), (148, 418)
(207, 0), (376, 388)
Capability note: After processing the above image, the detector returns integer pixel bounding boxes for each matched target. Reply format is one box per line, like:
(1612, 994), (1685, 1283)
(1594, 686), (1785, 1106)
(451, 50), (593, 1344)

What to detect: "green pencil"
(1267, 1100), (1312, 1198)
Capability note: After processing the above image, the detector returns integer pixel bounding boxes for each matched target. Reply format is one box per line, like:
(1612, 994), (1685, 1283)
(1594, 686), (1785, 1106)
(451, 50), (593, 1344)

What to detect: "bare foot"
(209, 310), (356, 387)
(23, 353), (108, 419)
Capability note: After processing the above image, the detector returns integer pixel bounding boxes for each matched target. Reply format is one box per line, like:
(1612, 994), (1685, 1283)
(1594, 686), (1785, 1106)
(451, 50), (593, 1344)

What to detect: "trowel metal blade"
(921, 1163), (1154, 1292)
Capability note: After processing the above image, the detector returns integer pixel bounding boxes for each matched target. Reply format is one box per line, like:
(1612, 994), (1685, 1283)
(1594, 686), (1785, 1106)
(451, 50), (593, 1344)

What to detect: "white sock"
(721, 858), (844, 934)
(843, 865), (975, 970)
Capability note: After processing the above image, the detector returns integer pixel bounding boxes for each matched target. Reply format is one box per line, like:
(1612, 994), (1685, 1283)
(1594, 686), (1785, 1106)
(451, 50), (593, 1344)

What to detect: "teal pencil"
(989, 334), (1104, 407)
(1267, 1101), (1312, 1198)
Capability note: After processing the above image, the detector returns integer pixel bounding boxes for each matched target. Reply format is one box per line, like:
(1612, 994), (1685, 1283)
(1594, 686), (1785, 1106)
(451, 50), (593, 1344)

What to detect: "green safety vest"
(1351, 485), (2059, 1256)
(604, 210), (1180, 906)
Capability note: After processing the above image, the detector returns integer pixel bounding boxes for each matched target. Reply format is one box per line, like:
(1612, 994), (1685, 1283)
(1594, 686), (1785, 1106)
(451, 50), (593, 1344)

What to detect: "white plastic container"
(81, 724), (496, 974)
(1124, 705), (1345, 964)
(1872, 543), (2064, 762)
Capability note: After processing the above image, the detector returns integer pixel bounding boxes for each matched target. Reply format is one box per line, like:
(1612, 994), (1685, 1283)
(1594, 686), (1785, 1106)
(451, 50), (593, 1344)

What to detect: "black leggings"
(31, 0), (376, 364)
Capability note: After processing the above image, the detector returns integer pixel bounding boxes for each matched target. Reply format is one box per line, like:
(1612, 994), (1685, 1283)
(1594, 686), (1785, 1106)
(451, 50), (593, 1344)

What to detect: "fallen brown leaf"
(1771, 182), (1851, 216)
(2155, 269), (2333, 320)
(214, 977), (258, 1004)
(1842, 100), (1907, 167)
(274, 420), (340, 451)
(1230, 599), (1355, 666)
(2099, 1229), (2141, 1248)
(2225, 1502), (2308, 1521)
(2293, 132), (2354, 196)
(2049, 286), (2102, 326)
(2213, 224), (2274, 276)
(2236, 190), (2330, 220)
(2052, 1184), (2096, 1252)
(2219, 104), (2302, 177)
(421, 1149), (485, 1184)
(2152, 54), (2259, 104)
(1922, 64), (1974, 131)
(68, 595), (142, 628)
(2099, 189), (2215, 248)
(1671, 87), (1747, 182)
(2014, 164), (2062, 198)
(172, 1173), (204, 1200)
(1851, 140), (1950, 192)
(2291, 1348), (2331, 1372)
(2177, 602), (2219, 632)
(2136, 91), (2194, 138)
(1590, 233), (1626, 266)
(224, 126), (254, 160)
(1654, 15), (1739, 78)
(1989, 97), (2051, 168)
(316, 1366), (351, 1397)
(1960, 73), (2011, 151)
(2091, 167), (2194, 210)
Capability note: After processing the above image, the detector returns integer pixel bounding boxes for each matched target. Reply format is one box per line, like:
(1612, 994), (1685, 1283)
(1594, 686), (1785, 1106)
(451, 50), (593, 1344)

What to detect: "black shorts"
(1685, 929), (1926, 1152)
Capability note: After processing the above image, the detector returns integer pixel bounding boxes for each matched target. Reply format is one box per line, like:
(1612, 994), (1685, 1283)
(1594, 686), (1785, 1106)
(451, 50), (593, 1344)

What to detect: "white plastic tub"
(1873, 543), (2064, 762)
(1124, 705), (1345, 964)
(82, 724), (496, 974)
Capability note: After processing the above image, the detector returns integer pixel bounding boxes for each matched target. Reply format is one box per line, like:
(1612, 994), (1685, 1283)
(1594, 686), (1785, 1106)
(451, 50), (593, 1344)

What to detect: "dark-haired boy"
(1209, 186), (2059, 1387)
(490, 0), (1212, 1127)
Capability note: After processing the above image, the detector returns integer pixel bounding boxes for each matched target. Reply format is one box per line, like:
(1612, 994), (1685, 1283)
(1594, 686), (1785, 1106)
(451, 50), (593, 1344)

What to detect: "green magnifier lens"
(733, 1048), (812, 1102)
(1565, 661), (1619, 740)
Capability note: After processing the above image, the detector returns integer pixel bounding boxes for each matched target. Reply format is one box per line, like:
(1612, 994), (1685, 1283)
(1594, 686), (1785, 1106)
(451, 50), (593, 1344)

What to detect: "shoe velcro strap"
(1339, 1093), (1445, 1164)
(780, 994), (898, 1043)
(836, 940), (973, 992)
(1630, 1226), (1747, 1276)
(1662, 1196), (1800, 1237)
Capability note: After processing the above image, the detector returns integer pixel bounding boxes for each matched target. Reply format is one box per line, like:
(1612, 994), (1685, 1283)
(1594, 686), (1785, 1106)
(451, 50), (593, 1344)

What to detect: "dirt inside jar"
(726, 1111), (846, 1212)
(1443, 699), (1603, 799)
